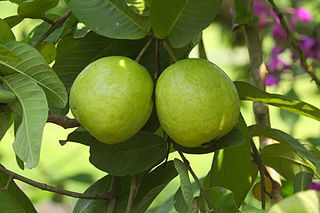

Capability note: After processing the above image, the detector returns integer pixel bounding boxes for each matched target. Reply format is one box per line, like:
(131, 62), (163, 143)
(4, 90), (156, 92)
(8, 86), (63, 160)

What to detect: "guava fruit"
(69, 56), (153, 144)
(155, 58), (240, 147)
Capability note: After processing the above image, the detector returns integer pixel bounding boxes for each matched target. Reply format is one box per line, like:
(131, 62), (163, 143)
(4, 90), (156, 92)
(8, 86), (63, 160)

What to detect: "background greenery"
(0, 0), (319, 212)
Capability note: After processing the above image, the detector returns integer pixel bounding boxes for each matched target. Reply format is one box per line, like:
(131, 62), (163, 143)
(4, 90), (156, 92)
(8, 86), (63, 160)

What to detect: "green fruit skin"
(70, 56), (153, 144)
(155, 58), (240, 147)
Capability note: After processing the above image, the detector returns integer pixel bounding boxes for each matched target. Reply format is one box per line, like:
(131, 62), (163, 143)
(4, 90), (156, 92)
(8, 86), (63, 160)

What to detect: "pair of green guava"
(69, 56), (240, 148)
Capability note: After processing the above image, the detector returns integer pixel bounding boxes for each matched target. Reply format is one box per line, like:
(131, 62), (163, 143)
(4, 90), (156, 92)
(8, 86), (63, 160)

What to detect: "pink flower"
(298, 35), (316, 58)
(293, 8), (313, 23)
(254, 1), (271, 27)
(272, 25), (287, 41)
(310, 182), (320, 191)
(265, 75), (279, 86)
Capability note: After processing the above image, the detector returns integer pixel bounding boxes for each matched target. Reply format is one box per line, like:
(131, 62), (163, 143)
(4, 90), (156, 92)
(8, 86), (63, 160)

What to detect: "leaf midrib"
(262, 153), (311, 168)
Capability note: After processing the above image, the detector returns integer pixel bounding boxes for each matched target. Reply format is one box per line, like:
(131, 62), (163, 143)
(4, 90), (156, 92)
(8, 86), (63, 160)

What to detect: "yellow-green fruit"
(69, 56), (153, 144)
(155, 58), (240, 147)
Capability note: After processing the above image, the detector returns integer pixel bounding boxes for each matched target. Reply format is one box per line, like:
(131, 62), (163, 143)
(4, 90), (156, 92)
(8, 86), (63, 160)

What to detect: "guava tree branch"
(126, 175), (139, 213)
(47, 111), (80, 129)
(32, 10), (72, 47)
(267, 0), (320, 88)
(107, 176), (121, 213)
(160, 40), (178, 62)
(0, 166), (112, 200)
(135, 35), (154, 62)
(243, 19), (283, 204)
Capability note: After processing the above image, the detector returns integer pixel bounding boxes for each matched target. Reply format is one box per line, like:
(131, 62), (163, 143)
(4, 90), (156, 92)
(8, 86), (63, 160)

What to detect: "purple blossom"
(254, 1), (271, 27)
(292, 8), (313, 24)
(269, 45), (289, 72)
(316, 40), (320, 60)
(265, 75), (279, 86)
(272, 25), (287, 41)
(309, 182), (320, 191)
(298, 35), (316, 58)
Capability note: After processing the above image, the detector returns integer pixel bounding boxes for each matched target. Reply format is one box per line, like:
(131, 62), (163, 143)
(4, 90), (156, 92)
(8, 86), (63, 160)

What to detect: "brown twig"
(47, 111), (80, 129)
(32, 10), (72, 47)
(126, 175), (139, 213)
(243, 19), (283, 204)
(198, 39), (208, 60)
(154, 38), (160, 82)
(160, 40), (178, 62)
(135, 35), (155, 62)
(267, 0), (320, 88)
(0, 166), (112, 200)
(41, 16), (54, 25)
(107, 176), (120, 213)
(1, 175), (13, 191)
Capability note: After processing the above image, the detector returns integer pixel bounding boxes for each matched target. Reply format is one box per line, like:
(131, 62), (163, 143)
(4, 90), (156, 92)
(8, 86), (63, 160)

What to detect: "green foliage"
(0, 166), (37, 212)
(204, 115), (258, 206)
(0, 113), (11, 140)
(235, 81), (320, 122)
(17, 0), (59, 18)
(203, 187), (239, 213)
(294, 172), (313, 193)
(0, 41), (67, 108)
(67, 0), (150, 39)
(0, 18), (15, 41)
(1, 74), (48, 168)
(0, 44), (21, 62)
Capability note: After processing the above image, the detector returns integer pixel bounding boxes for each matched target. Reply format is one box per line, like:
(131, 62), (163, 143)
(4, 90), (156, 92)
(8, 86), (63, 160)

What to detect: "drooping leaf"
(174, 187), (189, 213)
(172, 125), (244, 154)
(204, 187), (239, 213)
(0, 112), (11, 140)
(235, 81), (320, 122)
(260, 143), (313, 181)
(151, 0), (222, 47)
(0, 165), (37, 212)
(0, 41), (67, 108)
(67, 0), (150, 39)
(3, 15), (24, 28)
(0, 18), (15, 41)
(248, 125), (320, 175)
(232, 0), (250, 25)
(1, 74), (48, 168)
(294, 172), (313, 193)
(204, 114), (258, 206)
(0, 43), (21, 62)
(268, 190), (320, 213)
(17, 0), (59, 18)
(251, 178), (272, 201)
(174, 158), (194, 206)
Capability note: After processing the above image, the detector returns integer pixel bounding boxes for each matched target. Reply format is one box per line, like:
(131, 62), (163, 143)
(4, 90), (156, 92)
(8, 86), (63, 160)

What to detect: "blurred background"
(0, 0), (320, 212)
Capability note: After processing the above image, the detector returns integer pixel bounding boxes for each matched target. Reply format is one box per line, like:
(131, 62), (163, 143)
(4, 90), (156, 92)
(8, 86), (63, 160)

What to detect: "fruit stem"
(135, 35), (155, 62)
(160, 40), (178, 62)
(107, 176), (120, 213)
(154, 38), (160, 82)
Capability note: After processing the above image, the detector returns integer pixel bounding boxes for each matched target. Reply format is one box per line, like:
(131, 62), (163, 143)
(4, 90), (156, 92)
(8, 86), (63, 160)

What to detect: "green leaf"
(150, 0), (222, 47)
(0, 112), (11, 140)
(174, 187), (189, 213)
(0, 86), (16, 103)
(0, 165), (37, 212)
(235, 81), (320, 122)
(204, 187), (239, 213)
(0, 18), (15, 42)
(37, 42), (57, 64)
(232, 0), (249, 25)
(17, 0), (59, 18)
(172, 125), (244, 154)
(248, 125), (320, 175)
(269, 190), (320, 213)
(3, 15), (24, 28)
(294, 172), (313, 193)
(0, 41), (67, 108)
(132, 161), (178, 213)
(1, 74), (48, 168)
(67, 0), (150, 39)
(0, 43), (21, 62)
(163, 0), (222, 47)
(74, 162), (177, 213)
(204, 114), (258, 206)
(260, 143), (313, 181)
(125, 0), (150, 16)
(279, 88), (300, 126)
(53, 32), (147, 91)
(174, 158), (194, 206)
(150, 0), (187, 38)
